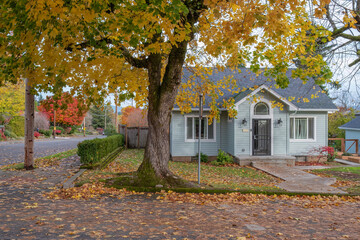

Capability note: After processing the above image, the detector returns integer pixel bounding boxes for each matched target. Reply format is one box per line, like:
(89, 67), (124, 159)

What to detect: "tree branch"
(119, 45), (149, 69)
(65, 37), (149, 69)
(349, 57), (360, 67)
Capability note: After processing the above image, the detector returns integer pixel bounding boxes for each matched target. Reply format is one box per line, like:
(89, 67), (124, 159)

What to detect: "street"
(0, 135), (104, 166)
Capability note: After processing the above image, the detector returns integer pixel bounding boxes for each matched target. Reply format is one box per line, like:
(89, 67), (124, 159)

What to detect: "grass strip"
(1, 148), (77, 170)
(105, 183), (359, 197)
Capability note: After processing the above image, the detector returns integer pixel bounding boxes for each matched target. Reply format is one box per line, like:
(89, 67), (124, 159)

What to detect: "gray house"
(339, 114), (360, 154)
(170, 68), (338, 164)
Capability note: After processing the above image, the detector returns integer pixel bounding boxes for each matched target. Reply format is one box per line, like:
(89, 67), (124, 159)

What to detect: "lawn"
(77, 149), (281, 192)
(311, 167), (360, 194)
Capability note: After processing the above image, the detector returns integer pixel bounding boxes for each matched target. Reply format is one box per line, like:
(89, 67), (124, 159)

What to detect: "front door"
(252, 119), (271, 156)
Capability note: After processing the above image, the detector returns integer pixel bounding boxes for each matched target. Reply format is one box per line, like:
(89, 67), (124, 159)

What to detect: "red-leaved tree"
(121, 106), (148, 127)
(38, 93), (87, 127)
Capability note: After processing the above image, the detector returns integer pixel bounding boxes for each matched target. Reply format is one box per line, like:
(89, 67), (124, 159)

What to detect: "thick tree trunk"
(136, 41), (195, 188)
(24, 78), (35, 170)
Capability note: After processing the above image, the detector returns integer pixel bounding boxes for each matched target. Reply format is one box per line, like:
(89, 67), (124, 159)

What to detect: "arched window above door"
(254, 102), (269, 115)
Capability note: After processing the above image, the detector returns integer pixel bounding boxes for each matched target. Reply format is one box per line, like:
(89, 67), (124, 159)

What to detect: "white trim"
(289, 115), (317, 142)
(173, 107), (226, 111)
(184, 115), (216, 143)
(249, 99), (274, 156)
(294, 109), (338, 113)
(235, 85), (298, 111)
(339, 127), (360, 131)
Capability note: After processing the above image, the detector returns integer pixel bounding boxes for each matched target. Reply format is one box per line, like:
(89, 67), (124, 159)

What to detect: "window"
(254, 102), (269, 115)
(186, 117), (215, 141)
(290, 117), (315, 140)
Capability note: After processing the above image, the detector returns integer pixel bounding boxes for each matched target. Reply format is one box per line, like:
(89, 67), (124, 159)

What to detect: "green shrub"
(7, 116), (25, 137)
(39, 129), (52, 137)
(69, 126), (78, 134)
(342, 152), (352, 156)
(195, 152), (209, 163)
(77, 134), (124, 165)
(4, 130), (17, 139)
(104, 125), (117, 136)
(213, 149), (233, 166)
(50, 126), (64, 134)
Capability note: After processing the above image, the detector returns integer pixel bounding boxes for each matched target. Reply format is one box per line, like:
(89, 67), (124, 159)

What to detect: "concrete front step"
(347, 156), (360, 164)
(235, 155), (295, 166)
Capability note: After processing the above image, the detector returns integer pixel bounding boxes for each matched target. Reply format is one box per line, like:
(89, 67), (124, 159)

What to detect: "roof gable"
(178, 68), (337, 111)
(234, 85), (298, 110)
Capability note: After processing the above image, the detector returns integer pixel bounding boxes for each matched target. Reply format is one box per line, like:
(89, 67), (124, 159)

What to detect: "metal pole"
(104, 106), (107, 130)
(83, 117), (86, 137)
(198, 94), (203, 185)
(53, 109), (56, 139)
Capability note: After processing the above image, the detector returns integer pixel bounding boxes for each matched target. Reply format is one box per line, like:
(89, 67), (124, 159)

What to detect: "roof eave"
(339, 127), (360, 131)
(235, 85), (299, 110)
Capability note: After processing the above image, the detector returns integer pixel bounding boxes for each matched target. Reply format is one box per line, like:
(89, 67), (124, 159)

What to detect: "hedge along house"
(170, 68), (338, 165)
(339, 113), (360, 154)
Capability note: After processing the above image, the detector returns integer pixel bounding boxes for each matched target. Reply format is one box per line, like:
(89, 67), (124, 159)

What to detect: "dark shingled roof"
(339, 116), (360, 130)
(178, 68), (337, 110)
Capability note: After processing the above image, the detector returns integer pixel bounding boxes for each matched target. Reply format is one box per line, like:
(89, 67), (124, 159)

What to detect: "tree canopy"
(0, 81), (25, 123)
(1, 0), (333, 186)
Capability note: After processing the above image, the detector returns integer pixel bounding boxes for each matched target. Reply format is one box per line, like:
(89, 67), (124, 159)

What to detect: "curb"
(62, 169), (87, 189)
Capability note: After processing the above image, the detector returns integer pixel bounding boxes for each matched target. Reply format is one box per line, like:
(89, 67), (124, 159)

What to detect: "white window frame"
(289, 116), (316, 142)
(185, 115), (216, 142)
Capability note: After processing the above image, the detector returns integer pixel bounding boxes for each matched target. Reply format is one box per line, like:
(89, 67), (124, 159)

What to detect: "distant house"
(339, 114), (360, 154)
(170, 68), (338, 164)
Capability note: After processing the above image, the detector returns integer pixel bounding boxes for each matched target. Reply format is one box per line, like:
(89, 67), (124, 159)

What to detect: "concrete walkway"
(335, 158), (360, 166)
(252, 163), (347, 194)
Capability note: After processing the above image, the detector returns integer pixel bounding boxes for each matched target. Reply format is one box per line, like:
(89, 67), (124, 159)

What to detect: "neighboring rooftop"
(339, 116), (360, 130)
(178, 68), (337, 110)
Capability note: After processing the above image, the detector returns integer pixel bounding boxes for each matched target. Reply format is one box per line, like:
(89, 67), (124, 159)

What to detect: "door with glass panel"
(252, 119), (271, 156)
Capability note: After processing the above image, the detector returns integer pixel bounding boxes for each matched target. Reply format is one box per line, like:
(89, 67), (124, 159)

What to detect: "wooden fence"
(118, 125), (148, 149)
(328, 138), (359, 154)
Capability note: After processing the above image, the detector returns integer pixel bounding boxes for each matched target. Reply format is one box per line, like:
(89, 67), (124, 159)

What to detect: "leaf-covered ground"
(77, 149), (282, 191)
(1, 149), (360, 239)
(311, 167), (360, 194)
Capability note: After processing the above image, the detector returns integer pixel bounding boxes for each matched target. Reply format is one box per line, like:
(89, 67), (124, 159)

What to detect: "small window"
(290, 117), (315, 140)
(254, 102), (269, 115)
(186, 117), (215, 141)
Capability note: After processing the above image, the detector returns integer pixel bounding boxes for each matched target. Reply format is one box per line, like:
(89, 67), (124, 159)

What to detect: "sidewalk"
(252, 163), (347, 194)
(1, 157), (360, 239)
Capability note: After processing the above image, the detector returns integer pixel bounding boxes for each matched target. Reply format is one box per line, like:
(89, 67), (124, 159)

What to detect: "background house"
(170, 68), (337, 164)
(339, 113), (360, 153)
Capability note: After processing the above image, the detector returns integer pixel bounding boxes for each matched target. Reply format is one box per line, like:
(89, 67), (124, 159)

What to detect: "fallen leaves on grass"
(45, 183), (137, 200)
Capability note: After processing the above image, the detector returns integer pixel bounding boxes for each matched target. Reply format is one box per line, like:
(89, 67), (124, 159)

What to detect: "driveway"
(0, 135), (105, 166)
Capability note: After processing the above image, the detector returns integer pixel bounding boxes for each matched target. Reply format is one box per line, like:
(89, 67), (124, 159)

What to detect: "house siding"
(288, 111), (328, 155)
(345, 130), (360, 154)
(234, 91), (288, 156)
(170, 111), (221, 157)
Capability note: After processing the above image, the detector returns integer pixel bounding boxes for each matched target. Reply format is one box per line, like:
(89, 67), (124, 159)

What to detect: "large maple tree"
(1, 0), (331, 186)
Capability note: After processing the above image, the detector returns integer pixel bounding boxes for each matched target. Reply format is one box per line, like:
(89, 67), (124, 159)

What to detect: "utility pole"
(115, 93), (118, 133)
(53, 109), (56, 139)
(104, 106), (107, 130)
(83, 117), (86, 137)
